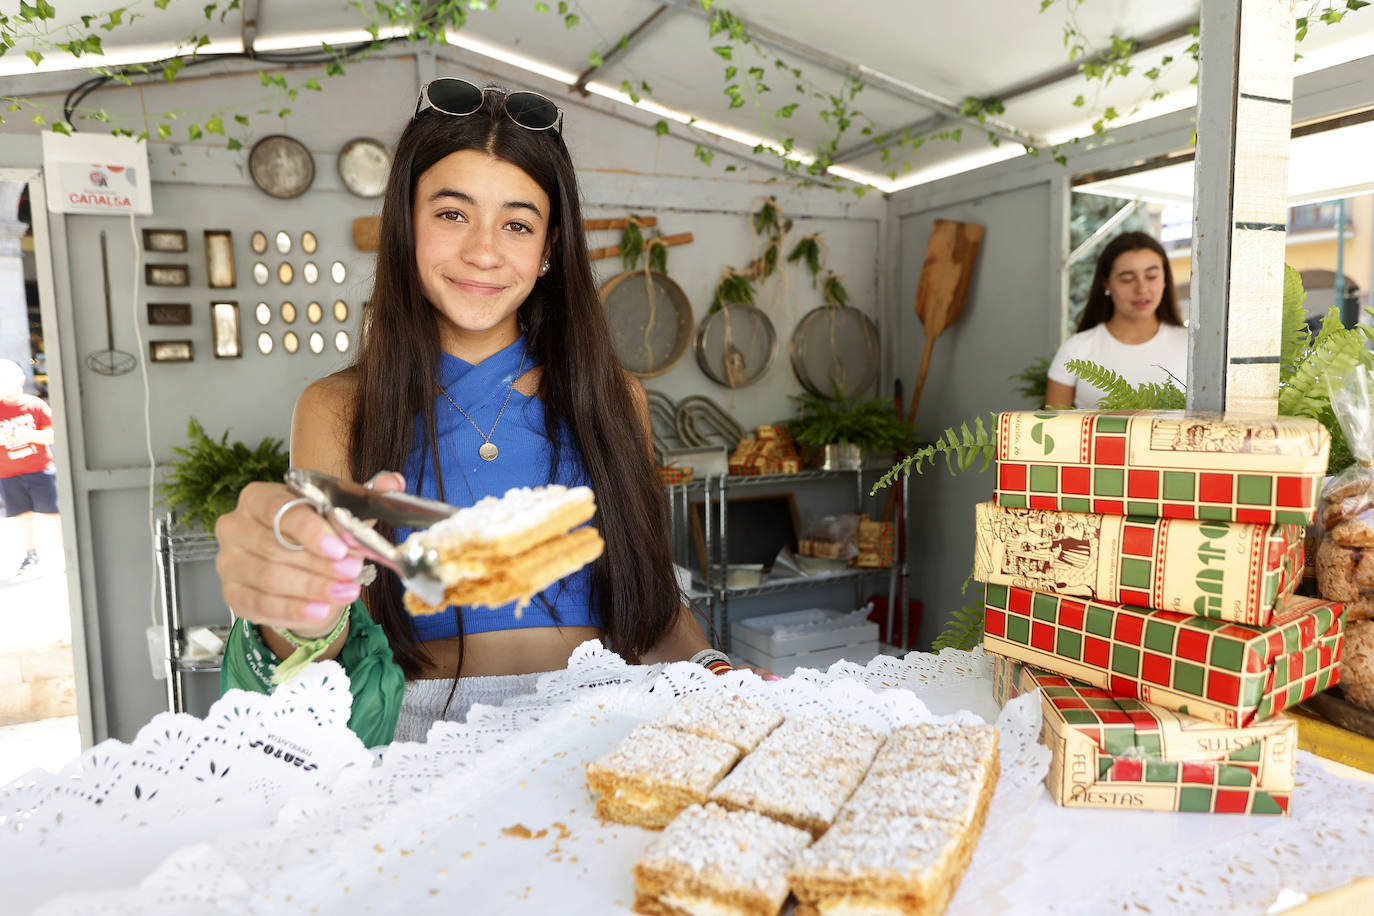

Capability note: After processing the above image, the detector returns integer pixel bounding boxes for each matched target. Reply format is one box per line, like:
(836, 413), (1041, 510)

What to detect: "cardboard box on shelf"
(994, 411), (1329, 526)
(983, 585), (1345, 728)
(854, 519), (895, 568)
(991, 655), (1296, 814)
(658, 465), (694, 486)
(974, 502), (1304, 625)
(730, 608), (879, 675)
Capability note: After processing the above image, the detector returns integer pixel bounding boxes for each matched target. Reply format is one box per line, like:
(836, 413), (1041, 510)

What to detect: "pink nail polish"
(329, 581), (361, 601)
(334, 556), (363, 579)
(304, 602), (331, 619)
(318, 535), (349, 560)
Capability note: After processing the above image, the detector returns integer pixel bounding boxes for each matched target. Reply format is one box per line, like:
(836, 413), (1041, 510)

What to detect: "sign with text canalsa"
(40, 132), (152, 215)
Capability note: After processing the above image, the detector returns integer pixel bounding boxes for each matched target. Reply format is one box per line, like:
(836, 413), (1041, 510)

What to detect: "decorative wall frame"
(142, 229), (187, 253)
(333, 300), (349, 322)
(275, 231), (292, 254)
(306, 301), (323, 324)
(204, 230), (236, 289)
(283, 330), (300, 354)
(280, 301), (297, 323)
(301, 231), (318, 254)
(252, 262), (269, 285)
(255, 302), (272, 325)
(303, 262), (319, 284)
(150, 340), (193, 362)
(308, 331), (325, 354)
(250, 230), (268, 254)
(335, 330), (351, 353)
(211, 301), (242, 358)
(330, 261), (347, 284)
(146, 264), (190, 287)
(257, 331), (274, 355)
(278, 262), (294, 284)
(147, 302), (192, 326)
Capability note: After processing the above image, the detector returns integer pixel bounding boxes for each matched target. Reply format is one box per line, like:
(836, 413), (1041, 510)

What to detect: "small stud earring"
(540, 259), (550, 275)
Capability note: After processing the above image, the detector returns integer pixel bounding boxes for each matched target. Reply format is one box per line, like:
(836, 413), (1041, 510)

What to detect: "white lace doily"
(2, 644), (1371, 915)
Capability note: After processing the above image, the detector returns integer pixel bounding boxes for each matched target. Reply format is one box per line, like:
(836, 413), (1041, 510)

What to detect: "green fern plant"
(871, 413), (998, 494)
(932, 572), (987, 651)
(1065, 359), (1186, 409)
(158, 418), (290, 533)
(1012, 356), (1050, 405)
(787, 235), (823, 286)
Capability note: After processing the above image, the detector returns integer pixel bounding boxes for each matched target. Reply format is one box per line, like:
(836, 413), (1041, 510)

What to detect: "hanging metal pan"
(599, 270), (695, 378)
(789, 304), (880, 398)
(694, 304), (776, 389)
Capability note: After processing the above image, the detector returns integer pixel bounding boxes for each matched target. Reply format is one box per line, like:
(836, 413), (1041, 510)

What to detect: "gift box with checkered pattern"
(994, 411), (1329, 526)
(992, 655), (1295, 814)
(974, 502), (1305, 626)
(983, 585), (1345, 728)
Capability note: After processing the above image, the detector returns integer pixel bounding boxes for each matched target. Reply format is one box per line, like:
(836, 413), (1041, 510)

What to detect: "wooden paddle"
(904, 219), (984, 426)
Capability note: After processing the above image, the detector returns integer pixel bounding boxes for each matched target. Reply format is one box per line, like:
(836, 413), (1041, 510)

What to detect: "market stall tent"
(2, 0), (1374, 739)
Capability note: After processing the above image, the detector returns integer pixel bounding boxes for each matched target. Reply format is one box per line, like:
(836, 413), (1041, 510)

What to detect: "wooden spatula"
(905, 219), (984, 426)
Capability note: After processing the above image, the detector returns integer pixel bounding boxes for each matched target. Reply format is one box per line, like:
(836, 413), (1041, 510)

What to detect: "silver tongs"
(284, 468), (456, 607)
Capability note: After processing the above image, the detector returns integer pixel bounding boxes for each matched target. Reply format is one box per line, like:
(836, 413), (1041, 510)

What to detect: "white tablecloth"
(2, 644), (1371, 915)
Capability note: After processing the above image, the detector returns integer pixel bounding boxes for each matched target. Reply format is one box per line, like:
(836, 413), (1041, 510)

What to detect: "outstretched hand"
(215, 472), (406, 638)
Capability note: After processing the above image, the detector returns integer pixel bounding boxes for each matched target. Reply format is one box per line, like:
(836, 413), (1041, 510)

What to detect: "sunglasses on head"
(414, 77), (564, 136)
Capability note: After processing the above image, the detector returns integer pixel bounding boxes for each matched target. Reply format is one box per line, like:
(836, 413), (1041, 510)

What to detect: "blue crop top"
(396, 336), (600, 640)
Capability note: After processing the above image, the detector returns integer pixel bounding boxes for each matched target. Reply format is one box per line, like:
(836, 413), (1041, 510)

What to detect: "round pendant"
(479, 442), (499, 461)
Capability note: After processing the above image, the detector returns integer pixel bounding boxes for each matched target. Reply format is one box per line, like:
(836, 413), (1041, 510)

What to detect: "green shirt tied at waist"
(220, 599), (405, 748)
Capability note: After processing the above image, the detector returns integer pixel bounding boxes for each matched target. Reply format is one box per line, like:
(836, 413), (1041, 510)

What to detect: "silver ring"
(272, 497), (315, 551)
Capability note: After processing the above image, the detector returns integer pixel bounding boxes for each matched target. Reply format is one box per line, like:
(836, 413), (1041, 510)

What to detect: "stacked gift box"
(728, 425), (801, 476)
(979, 409), (1345, 814)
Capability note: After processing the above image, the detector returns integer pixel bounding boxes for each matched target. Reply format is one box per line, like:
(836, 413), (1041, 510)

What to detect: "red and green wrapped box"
(994, 411), (1329, 526)
(991, 655), (1296, 814)
(983, 585), (1344, 727)
(974, 502), (1304, 626)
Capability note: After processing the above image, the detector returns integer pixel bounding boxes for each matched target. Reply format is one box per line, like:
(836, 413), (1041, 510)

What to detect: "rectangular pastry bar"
(994, 410), (1329, 525)
(974, 501), (1305, 625)
(708, 749), (867, 838)
(632, 803), (812, 916)
(984, 584), (1345, 727)
(992, 655), (1296, 814)
(787, 815), (974, 916)
(868, 721), (999, 780)
(755, 714), (885, 769)
(586, 725), (740, 829)
(653, 694), (783, 753)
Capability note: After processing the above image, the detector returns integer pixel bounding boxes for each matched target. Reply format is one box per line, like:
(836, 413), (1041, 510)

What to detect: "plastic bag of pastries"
(1316, 367), (1374, 622)
(1339, 620), (1374, 712)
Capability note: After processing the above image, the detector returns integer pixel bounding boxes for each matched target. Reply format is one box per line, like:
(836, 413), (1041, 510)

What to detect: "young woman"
(214, 79), (729, 746)
(1045, 230), (1188, 409)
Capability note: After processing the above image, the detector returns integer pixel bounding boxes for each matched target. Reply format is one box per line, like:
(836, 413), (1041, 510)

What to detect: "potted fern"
(158, 417), (291, 533)
(785, 383), (916, 469)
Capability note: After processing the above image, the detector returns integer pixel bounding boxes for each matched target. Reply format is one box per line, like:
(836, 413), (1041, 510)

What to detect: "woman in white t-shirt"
(1045, 231), (1188, 409)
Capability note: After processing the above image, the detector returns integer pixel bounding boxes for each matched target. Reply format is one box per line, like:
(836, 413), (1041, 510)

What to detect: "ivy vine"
(2, 0), (1370, 189)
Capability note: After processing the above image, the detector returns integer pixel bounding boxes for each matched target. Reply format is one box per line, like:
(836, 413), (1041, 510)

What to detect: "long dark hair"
(1076, 230), (1182, 332)
(345, 85), (681, 677)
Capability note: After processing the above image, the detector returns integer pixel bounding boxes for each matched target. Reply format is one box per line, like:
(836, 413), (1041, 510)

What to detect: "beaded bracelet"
(269, 606), (351, 685)
(690, 648), (734, 675)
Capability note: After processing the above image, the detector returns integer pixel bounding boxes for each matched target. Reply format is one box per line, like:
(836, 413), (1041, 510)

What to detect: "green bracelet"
(269, 606), (352, 685)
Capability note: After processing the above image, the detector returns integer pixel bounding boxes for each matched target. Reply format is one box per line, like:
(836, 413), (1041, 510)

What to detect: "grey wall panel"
(896, 182), (1052, 649)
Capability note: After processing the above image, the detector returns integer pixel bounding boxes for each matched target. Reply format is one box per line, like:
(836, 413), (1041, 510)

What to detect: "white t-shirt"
(1047, 322), (1189, 408)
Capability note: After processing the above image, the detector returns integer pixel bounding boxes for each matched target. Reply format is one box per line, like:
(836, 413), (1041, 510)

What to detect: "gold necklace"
(438, 351), (527, 461)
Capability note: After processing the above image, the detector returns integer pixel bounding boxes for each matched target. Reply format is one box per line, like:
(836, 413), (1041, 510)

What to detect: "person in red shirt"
(0, 359), (58, 578)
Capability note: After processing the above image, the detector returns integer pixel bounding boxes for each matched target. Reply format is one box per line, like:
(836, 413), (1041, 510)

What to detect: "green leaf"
(227, 137), (242, 150)
(694, 144), (714, 166)
(712, 45), (732, 61)
(654, 118), (669, 136)
(204, 116), (224, 135)
(533, 1), (548, 11)
(188, 123), (203, 140)
(155, 0), (171, 8)
(157, 123), (171, 139)
(162, 57), (185, 81)
(234, 113), (250, 126)
(564, 12), (578, 27)
(588, 49), (603, 67)
(304, 77), (321, 91)
(50, 120), (71, 136)
(25, 49), (41, 65)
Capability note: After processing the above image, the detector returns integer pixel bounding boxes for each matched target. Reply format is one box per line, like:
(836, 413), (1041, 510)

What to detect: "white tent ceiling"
(4, 0), (1374, 194)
